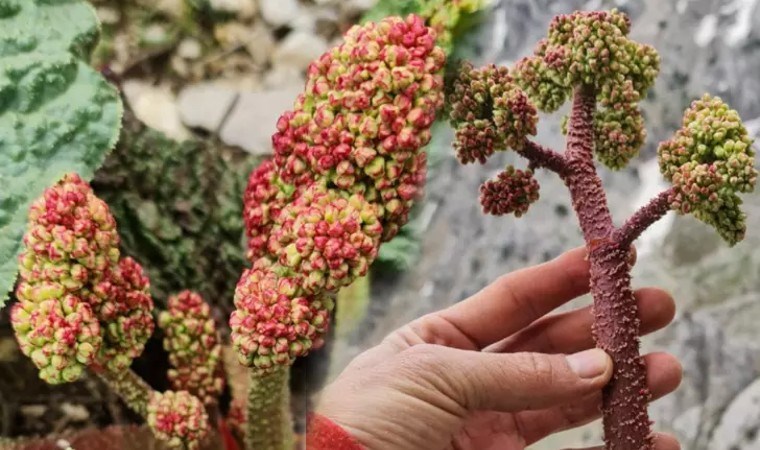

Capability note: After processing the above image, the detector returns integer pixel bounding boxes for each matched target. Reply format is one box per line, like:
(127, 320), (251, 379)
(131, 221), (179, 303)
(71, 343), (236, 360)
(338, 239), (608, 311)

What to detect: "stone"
(709, 378), (760, 449)
(263, 65), (305, 89)
(244, 25), (275, 66)
(177, 38), (202, 60)
(177, 82), (239, 133)
(219, 88), (302, 154)
(272, 31), (330, 71)
(122, 80), (191, 141)
(60, 402), (89, 422)
(210, 0), (257, 19)
(259, 0), (300, 27)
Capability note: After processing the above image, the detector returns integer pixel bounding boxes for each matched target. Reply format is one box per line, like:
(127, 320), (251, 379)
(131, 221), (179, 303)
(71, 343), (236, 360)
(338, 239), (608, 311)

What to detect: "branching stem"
(517, 140), (569, 175)
(613, 188), (674, 248)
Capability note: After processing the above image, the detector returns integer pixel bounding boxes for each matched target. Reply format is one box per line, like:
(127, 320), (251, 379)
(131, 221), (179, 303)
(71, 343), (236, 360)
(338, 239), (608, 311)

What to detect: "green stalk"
(94, 367), (154, 417)
(246, 367), (293, 450)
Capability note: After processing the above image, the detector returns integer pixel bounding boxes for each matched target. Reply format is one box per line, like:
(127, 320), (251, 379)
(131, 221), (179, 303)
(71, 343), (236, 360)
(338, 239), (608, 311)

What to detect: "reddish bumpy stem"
(613, 188), (674, 249)
(564, 85), (653, 450)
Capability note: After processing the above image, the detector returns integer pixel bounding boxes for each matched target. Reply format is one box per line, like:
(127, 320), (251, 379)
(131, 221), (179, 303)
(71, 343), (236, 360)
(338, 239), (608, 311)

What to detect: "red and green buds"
(12, 174), (155, 380)
(480, 166), (540, 217)
(271, 14), (445, 239)
(95, 257), (155, 372)
(269, 185), (382, 294)
(13, 173), (116, 383)
(238, 15), (446, 370)
(658, 94), (757, 244)
(513, 9), (659, 169)
(230, 267), (332, 371)
(158, 291), (225, 406)
(11, 294), (100, 384)
(147, 390), (209, 449)
(448, 62), (538, 164)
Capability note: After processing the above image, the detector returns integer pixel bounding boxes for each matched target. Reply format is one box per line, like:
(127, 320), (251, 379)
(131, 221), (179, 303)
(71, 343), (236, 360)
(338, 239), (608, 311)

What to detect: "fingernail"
(566, 349), (610, 379)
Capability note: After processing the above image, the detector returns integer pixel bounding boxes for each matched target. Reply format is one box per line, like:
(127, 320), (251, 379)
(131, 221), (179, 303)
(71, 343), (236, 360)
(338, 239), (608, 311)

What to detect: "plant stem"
(562, 84), (653, 450)
(517, 140), (568, 175)
(245, 367), (293, 450)
(94, 367), (154, 418)
(613, 188), (674, 248)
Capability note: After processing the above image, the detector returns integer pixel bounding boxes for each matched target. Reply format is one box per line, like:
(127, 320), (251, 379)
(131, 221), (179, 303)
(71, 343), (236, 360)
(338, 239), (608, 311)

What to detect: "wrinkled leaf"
(0, 0), (123, 307)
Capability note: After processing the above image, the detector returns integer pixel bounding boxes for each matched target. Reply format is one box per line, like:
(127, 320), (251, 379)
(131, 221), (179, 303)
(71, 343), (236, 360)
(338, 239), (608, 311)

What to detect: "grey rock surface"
(178, 82), (239, 132)
(219, 88), (302, 154)
(330, 0), (760, 448)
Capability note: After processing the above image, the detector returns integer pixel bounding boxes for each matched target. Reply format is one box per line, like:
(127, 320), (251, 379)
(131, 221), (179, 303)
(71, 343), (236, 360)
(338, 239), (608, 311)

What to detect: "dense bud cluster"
(158, 291), (225, 405)
(243, 160), (298, 262)
(448, 62), (538, 164)
(11, 295), (100, 384)
(480, 166), (540, 217)
(271, 14), (444, 238)
(239, 15), (446, 369)
(147, 391), (209, 449)
(12, 174), (155, 380)
(513, 9), (660, 168)
(230, 268), (332, 371)
(658, 94), (757, 244)
(269, 185), (382, 293)
(94, 257), (155, 372)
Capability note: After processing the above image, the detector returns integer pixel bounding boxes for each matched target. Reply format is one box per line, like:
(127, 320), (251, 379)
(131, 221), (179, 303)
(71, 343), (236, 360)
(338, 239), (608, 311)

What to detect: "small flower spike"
(147, 390), (209, 449)
(159, 290), (225, 406)
(230, 267), (332, 371)
(658, 94), (757, 244)
(479, 166), (540, 217)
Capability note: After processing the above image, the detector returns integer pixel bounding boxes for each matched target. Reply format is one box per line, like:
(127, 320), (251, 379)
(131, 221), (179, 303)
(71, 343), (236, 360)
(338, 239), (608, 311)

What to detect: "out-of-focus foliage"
(0, 0), (123, 308)
(91, 108), (255, 312)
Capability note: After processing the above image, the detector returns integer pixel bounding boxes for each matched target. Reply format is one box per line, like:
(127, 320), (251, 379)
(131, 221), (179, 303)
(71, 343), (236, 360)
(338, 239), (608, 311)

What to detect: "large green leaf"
(0, 0), (123, 307)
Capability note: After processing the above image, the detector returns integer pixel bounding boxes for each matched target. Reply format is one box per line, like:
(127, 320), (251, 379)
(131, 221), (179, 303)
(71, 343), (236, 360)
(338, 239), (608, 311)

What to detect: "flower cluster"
(147, 390), (209, 449)
(272, 14), (445, 240)
(12, 174), (154, 381)
(447, 62), (538, 164)
(243, 160), (298, 262)
(11, 294), (100, 383)
(658, 94), (757, 244)
(230, 268), (332, 371)
(480, 166), (540, 217)
(238, 15), (445, 370)
(513, 9), (660, 168)
(93, 257), (155, 372)
(269, 184), (382, 293)
(158, 290), (225, 406)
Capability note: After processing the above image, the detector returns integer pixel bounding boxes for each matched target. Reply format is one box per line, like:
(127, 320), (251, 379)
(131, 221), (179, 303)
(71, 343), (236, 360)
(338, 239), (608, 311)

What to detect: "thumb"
(404, 345), (612, 412)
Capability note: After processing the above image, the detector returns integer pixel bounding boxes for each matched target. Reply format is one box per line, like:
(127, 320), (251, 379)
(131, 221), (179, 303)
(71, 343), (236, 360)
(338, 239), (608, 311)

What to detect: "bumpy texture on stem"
(245, 367), (292, 450)
(158, 290), (225, 406)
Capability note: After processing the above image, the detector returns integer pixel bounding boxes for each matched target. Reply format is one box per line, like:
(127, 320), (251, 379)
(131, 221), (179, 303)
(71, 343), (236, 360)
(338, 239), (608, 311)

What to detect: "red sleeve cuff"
(306, 413), (365, 450)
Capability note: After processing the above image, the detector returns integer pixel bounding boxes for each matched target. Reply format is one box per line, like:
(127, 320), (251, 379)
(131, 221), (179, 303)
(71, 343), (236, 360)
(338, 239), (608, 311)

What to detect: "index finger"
(409, 246), (593, 350)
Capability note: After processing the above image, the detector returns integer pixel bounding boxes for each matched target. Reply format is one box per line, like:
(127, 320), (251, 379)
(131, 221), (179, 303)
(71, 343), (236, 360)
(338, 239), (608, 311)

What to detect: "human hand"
(315, 247), (682, 450)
